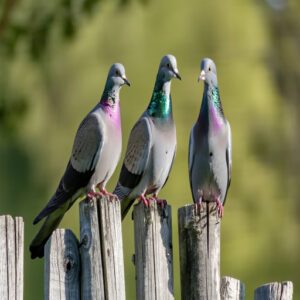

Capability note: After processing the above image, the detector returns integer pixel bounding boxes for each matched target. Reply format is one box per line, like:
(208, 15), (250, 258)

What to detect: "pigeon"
(114, 54), (181, 220)
(188, 58), (232, 217)
(30, 63), (130, 259)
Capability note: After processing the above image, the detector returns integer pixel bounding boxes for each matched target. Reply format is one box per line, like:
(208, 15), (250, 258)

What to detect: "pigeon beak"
(173, 68), (182, 80)
(122, 76), (131, 87)
(198, 70), (206, 82)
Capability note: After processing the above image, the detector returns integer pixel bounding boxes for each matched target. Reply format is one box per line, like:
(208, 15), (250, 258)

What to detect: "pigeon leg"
(138, 194), (150, 207)
(214, 196), (224, 218)
(96, 184), (118, 201)
(87, 191), (97, 202)
(152, 194), (167, 209)
(101, 188), (118, 201)
(194, 190), (203, 215)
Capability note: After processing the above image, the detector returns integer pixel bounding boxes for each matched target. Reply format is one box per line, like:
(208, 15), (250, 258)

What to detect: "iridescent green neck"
(147, 90), (172, 118)
(206, 84), (224, 117)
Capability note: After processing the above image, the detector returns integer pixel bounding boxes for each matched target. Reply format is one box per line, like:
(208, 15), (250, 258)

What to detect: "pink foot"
(87, 191), (97, 202)
(215, 197), (224, 218)
(99, 188), (118, 201)
(195, 196), (203, 214)
(194, 190), (203, 214)
(138, 195), (150, 207)
(155, 198), (167, 208)
(150, 194), (167, 208)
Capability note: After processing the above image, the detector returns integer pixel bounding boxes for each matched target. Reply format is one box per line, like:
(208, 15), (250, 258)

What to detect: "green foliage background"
(1, 0), (299, 298)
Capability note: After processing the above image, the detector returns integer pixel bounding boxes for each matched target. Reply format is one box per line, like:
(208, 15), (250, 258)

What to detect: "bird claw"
(215, 197), (224, 218)
(87, 189), (118, 203)
(138, 195), (150, 207)
(194, 197), (203, 215)
(155, 198), (167, 209)
(87, 191), (97, 202)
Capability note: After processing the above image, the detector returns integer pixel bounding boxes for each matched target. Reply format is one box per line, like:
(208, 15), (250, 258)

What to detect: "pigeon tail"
(30, 209), (65, 259)
(121, 197), (135, 221)
(113, 183), (133, 220)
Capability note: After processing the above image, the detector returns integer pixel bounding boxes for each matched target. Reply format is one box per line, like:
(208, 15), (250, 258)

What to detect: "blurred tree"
(264, 0), (300, 215)
(0, 0), (102, 59)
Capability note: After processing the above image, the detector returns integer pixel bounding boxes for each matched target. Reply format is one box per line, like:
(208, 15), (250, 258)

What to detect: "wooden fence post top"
(133, 201), (174, 300)
(80, 196), (125, 300)
(221, 276), (245, 300)
(0, 215), (24, 300)
(178, 202), (221, 300)
(254, 281), (293, 300)
(133, 200), (171, 219)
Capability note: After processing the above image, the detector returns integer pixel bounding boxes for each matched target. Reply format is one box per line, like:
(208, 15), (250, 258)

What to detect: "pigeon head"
(157, 54), (181, 82)
(107, 63), (130, 87)
(198, 58), (218, 86)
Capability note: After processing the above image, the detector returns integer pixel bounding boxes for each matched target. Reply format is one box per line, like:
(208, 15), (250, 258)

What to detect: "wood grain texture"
(178, 203), (221, 300)
(98, 197), (126, 300)
(221, 276), (245, 300)
(134, 201), (174, 300)
(0, 215), (24, 300)
(254, 281), (293, 300)
(44, 229), (80, 300)
(80, 198), (105, 300)
(80, 196), (125, 300)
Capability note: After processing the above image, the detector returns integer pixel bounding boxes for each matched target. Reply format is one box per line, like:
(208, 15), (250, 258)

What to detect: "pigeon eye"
(208, 67), (211, 71)
(167, 63), (170, 68)
(115, 70), (120, 76)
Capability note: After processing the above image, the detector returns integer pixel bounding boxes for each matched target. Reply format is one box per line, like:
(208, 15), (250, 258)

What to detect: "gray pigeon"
(188, 58), (232, 217)
(30, 63), (130, 258)
(114, 54), (181, 220)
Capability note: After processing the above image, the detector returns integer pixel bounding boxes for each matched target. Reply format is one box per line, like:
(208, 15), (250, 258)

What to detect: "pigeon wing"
(33, 114), (103, 224)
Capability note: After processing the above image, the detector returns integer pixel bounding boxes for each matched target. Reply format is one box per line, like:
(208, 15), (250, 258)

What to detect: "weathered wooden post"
(44, 229), (80, 300)
(80, 196), (125, 300)
(221, 276), (245, 300)
(0, 215), (24, 300)
(178, 202), (220, 300)
(80, 198), (105, 299)
(133, 201), (174, 300)
(254, 281), (293, 300)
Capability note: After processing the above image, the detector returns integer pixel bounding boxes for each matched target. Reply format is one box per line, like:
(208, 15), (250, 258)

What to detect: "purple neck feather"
(100, 100), (121, 129)
(209, 103), (223, 132)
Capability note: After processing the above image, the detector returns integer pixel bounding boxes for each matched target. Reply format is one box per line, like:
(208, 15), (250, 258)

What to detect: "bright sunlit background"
(0, 0), (299, 298)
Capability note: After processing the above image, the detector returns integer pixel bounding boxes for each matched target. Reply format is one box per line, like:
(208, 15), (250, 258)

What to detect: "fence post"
(80, 196), (125, 300)
(133, 201), (174, 300)
(254, 281), (293, 300)
(0, 215), (24, 300)
(44, 228), (80, 300)
(221, 276), (245, 300)
(178, 203), (220, 300)
(80, 198), (105, 299)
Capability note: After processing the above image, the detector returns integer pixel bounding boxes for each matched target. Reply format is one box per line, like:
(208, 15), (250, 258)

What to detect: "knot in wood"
(64, 256), (75, 273)
(80, 231), (91, 249)
(64, 254), (79, 282)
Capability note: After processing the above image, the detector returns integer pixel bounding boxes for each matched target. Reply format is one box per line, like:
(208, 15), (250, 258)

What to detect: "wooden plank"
(0, 215), (24, 300)
(44, 229), (80, 300)
(221, 276), (245, 300)
(254, 281), (293, 300)
(6, 216), (16, 300)
(98, 197), (126, 300)
(178, 203), (221, 300)
(15, 217), (24, 300)
(80, 198), (105, 299)
(0, 216), (9, 300)
(134, 201), (174, 300)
